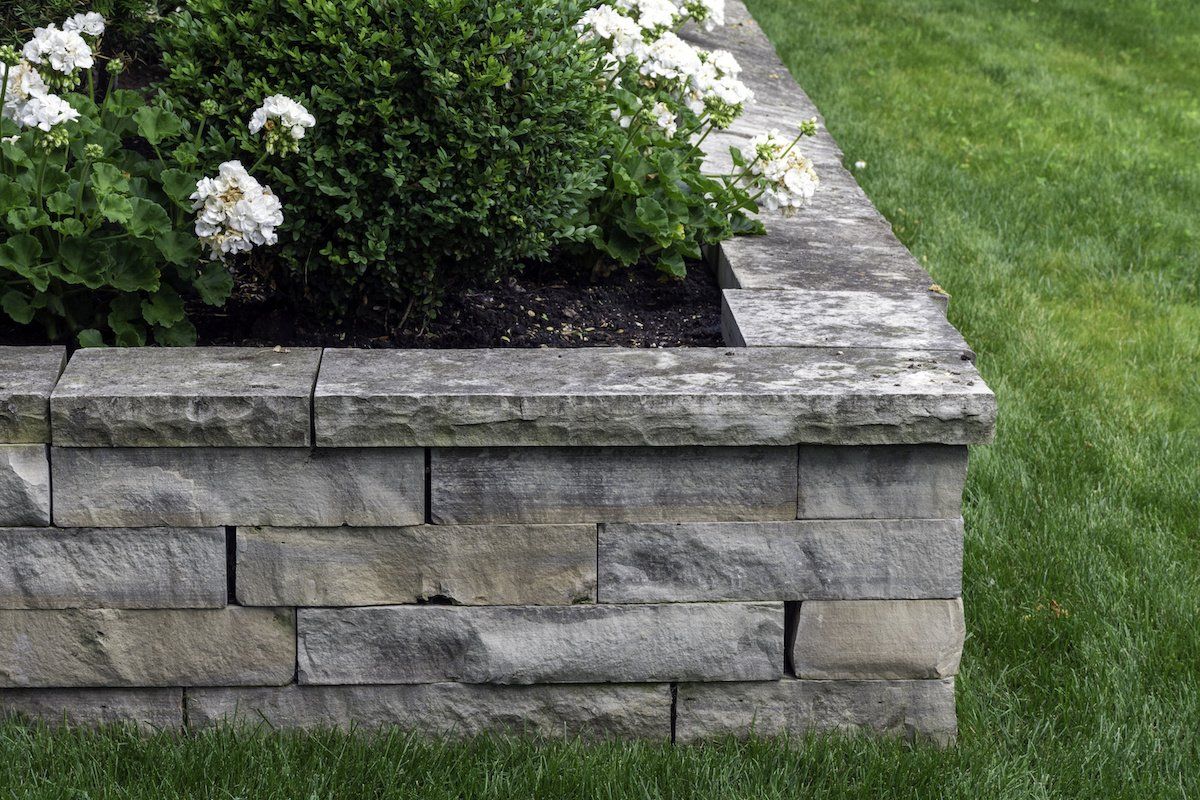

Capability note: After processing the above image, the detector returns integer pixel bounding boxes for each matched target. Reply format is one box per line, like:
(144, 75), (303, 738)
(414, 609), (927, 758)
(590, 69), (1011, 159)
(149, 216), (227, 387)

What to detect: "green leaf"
(159, 168), (197, 207)
(46, 191), (77, 215)
(133, 106), (184, 146)
(1, 139), (32, 168)
(77, 328), (107, 348)
(91, 162), (131, 196)
(126, 197), (172, 239)
(50, 218), (86, 237)
(141, 285), (186, 327)
(152, 319), (198, 347)
(634, 196), (670, 236)
(656, 250), (687, 278)
(107, 295), (147, 346)
(104, 242), (160, 292)
(56, 238), (107, 287)
(155, 230), (201, 267)
(98, 193), (134, 224)
(0, 234), (48, 291)
(6, 207), (50, 231)
(193, 262), (234, 306)
(0, 176), (29, 214)
(0, 290), (35, 324)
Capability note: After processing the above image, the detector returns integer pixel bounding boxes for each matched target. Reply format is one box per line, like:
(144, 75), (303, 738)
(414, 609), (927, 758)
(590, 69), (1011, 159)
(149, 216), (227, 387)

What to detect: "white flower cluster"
(1, 55), (80, 132)
(650, 101), (677, 138)
(63, 12), (106, 38)
(22, 25), (94, 76)
(248, 94), (315, 154)
(574, 6), (647, 72)
(742, 130), (820, 214)
(613, 0), (681, 32)
(191, 161), (284, 260)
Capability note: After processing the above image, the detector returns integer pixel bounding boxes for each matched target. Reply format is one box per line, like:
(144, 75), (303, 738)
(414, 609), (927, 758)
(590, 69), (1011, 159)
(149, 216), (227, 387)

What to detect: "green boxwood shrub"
(157, 0), (608, 320)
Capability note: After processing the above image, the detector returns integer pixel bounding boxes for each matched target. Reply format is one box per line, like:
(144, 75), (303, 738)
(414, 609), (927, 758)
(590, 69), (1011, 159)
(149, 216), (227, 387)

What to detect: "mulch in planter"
(191, 259), (724, 349)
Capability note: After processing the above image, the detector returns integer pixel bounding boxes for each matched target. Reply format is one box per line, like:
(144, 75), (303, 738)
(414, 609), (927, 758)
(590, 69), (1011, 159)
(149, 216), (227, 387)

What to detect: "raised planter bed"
(0, 1), (994, 744)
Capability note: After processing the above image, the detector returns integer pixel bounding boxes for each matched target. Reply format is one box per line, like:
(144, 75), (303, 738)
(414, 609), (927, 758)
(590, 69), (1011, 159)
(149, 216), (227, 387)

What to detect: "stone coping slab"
(51, 347), (322, 447)
(0, 347), (66, 444)
(315, 348), (993, 447)
(722, 289), (969, 353)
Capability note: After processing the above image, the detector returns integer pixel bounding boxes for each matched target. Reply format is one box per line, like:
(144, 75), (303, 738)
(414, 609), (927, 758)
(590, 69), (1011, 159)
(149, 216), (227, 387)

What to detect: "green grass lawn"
(4, 1), (1199, 797)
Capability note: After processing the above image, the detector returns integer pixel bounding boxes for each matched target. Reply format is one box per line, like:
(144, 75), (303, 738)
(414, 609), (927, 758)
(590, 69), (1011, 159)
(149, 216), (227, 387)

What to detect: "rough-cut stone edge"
(0, 444), (51, 526)
(674, 678), (956, 746)
(0, 687), (183, 731)
(50, 347), (322, 447)
(0, 347), (67, 444)
(185, 683), (671, 740)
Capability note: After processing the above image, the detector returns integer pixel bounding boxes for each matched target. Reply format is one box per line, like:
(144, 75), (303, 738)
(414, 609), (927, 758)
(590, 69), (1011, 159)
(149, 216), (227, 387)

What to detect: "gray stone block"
(798, 445), (968, 519)
(51, 346), (322, 447)
(0, 346), (66, 443)
(722, 290), (967, 352)
(51, 447), (424, 527)
(315, 348), (995, 448)
(431, 446), (798, 524)
(237, 524), (596, 606)
(187, 683), (669, 739)
(0, 607), (295, 687)
(0, 528), (225, 609)
(675, 678), (956, 745)
(298, 602), (783, 685)
(0, 688), (183, 731)
(598, 519), (962, 603)
(791, 599), (964, 679)
(0, 445), (50, 526)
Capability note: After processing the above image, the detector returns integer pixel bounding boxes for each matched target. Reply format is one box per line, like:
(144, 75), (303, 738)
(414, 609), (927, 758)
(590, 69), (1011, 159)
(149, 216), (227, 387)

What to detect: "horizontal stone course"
(675, 678), (956, 745)
(187, 683), (670, 739)
(0, 527), (225, 609)
(0, 607), (295, 688)
(237, 524), (597, 606)
(50, 347), (322, 447)
(51, 447), (424, 527)
(0, 688), (182, 731)
(797, 445), (968, 519)
(0, 445), (50, 526)
(722, 289), (967, 351)
(298, 602), (783, 685)
(598, 519), (962, 603)
(431, 446), (797, 524)
(791, 599), (965, 680)
(315, 348), (995, 448)
(0, 346), (65, 444)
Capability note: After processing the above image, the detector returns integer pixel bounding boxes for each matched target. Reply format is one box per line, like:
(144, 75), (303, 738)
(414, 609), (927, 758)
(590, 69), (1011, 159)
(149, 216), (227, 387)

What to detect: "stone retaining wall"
(0, 1), (994, 745)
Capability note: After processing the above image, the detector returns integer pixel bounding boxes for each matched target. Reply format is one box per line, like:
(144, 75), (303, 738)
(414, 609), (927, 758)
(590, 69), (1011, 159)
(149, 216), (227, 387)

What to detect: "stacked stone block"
(0, 0), (994, 744)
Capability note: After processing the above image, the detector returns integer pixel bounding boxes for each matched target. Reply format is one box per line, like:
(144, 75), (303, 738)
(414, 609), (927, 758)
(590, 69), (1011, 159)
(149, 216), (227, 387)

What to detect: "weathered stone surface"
(238, 524), (596, 606)
(0, 445), (50, 526)
(797, 445), (968, 519)
(187, 683), (670, 739)
(298, 602), (783, 685)
(598, 519), (962, 603)
(791, 599), (964, 679)
(51, 347), (322, 447)
(0, 528), (225, 609)
(0, 346), (66, 443)
(722, 290), (967, 352)
(51, 447), (424, 527)
(0, 607), (295, 687)
(315, 348), (995, 447)
(675, 678), (956, 745)
(431, 446), (797, 524)
(0, 688), (183, 731)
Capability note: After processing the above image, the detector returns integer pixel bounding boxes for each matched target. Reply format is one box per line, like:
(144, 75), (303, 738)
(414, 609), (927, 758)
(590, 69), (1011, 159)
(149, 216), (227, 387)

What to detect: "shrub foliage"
(157, 0), (608, 319)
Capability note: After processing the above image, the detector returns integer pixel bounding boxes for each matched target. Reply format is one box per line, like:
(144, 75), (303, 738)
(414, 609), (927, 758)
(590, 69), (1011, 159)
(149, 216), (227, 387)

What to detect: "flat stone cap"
(0, 346), (66, 443)
(722, 289), (970, 353)
(51, 347), (322, 447)
(314, 347), (994, 447)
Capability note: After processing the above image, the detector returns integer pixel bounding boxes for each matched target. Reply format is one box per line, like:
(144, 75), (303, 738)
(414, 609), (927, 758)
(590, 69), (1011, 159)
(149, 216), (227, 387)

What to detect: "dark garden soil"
(190, 259), (724, 349)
